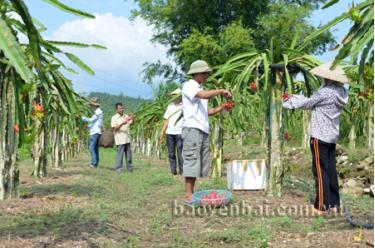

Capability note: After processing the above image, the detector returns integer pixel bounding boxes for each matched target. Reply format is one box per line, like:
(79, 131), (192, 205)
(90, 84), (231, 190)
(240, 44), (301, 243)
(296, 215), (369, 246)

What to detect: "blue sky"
(25, 0), (135, 34)
(24, 0), (359, 99)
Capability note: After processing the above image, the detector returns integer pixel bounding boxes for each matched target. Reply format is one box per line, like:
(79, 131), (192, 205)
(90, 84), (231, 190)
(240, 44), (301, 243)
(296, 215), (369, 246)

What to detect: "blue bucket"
(192, 189), (233, 206)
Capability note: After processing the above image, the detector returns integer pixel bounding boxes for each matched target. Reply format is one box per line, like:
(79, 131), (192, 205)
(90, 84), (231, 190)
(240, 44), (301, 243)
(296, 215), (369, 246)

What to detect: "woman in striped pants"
(282, 61), (350, 215)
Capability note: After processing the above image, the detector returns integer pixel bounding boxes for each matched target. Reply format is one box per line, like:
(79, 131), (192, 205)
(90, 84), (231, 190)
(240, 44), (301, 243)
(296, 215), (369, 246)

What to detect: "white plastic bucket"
(226, 159), (266, 190)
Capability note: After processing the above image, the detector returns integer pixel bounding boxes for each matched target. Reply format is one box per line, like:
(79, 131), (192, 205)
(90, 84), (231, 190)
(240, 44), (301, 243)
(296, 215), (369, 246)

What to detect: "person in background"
(111, 103), (134, 173)
(182, 60), (232, 206)
(159, 89), (184, 175)
(282, 61), (349, 215)
(82, 97), (103, 168)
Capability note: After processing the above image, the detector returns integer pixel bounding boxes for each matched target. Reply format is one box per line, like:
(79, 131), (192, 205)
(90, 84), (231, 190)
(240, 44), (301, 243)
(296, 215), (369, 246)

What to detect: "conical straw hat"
(309, 61), (349, 84)
(170, 88), (182, 95)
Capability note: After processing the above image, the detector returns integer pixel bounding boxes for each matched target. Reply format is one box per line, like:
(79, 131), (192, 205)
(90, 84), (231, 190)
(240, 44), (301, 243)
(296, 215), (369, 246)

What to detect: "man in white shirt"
(111, 103), (134, 173)
(159, 89), (184, 175)
(182, 60), (232, 205)
(82, 97), (103, 168)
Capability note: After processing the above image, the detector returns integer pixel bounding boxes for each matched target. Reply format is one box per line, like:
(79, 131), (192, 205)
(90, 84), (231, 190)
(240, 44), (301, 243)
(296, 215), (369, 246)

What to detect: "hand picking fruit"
(282, 92), (290, 101)
(222, 101), (235, 110)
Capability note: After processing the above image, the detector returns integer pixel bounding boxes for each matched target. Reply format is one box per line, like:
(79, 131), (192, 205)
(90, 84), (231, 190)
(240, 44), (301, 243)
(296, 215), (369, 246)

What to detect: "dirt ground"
(0, 150), (373, 248)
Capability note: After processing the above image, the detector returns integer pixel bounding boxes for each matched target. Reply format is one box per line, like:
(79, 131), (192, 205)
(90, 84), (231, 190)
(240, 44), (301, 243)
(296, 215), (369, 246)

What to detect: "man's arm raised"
(196, 89), (232, 99)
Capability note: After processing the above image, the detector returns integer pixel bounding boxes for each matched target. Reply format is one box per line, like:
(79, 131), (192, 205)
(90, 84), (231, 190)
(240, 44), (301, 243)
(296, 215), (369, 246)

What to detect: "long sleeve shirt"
(282, 83), (348, 144)
(82, 108), (103, 135)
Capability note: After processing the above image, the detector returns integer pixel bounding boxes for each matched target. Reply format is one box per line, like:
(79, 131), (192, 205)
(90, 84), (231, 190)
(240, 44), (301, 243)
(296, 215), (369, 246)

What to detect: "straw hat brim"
(170, 89), (182, 95)
(89, 102), (100, 106)
(309, 61), (350, 84)
(187, 67), (212, 75)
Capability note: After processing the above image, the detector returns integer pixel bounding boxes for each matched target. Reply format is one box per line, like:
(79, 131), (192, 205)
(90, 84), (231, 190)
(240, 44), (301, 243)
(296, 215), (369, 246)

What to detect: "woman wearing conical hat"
(159, 88), (184, 176)
(282, 61), (350, 215)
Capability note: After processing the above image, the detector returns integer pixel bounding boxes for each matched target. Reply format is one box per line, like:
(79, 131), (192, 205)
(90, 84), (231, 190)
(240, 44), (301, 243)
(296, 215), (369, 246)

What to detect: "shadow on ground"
(23, 183), (103, 198)
(0, 206), (134, 247)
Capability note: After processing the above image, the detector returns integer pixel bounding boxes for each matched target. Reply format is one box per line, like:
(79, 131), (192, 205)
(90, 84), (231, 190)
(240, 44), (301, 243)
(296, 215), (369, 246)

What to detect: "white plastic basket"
(226, 159), (266, 190)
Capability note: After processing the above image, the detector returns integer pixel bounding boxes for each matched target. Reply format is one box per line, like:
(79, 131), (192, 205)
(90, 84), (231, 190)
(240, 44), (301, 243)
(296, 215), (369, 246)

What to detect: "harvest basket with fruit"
(193, 189), (232, 206)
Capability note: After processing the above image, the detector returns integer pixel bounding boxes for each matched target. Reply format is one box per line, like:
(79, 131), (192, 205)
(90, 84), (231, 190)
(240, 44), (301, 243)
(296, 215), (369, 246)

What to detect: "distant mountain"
(87, 92), (149, 127)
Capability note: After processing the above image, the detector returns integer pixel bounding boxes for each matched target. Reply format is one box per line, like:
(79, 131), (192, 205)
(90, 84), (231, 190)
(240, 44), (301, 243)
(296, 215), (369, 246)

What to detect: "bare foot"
(185, 195), (193, 202)
(329, 207), (341, 216)
(329, 207), (338, 213)
(312, 207), (326, 216)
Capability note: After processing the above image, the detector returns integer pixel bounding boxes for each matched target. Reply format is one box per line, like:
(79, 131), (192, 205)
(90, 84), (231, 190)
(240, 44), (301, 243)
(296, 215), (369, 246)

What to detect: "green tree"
(176, 21), (255, 71)
(132, 0), (334, 82)
(255, 3), (335, 54)
(278, 0), (327, 9)
(132, 0), (269, 54)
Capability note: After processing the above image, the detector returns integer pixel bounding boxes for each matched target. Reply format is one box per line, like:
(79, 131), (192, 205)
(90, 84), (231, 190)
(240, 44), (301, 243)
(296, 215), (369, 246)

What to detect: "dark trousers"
(310, 137), (340, 211)
(89, 133), (101, 167)
(116, 143), (133, 171)
(166, 134), (183, 175)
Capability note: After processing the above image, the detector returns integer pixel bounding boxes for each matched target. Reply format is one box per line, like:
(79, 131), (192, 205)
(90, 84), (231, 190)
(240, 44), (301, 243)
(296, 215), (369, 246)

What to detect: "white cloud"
(48, 13), (170, 98)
